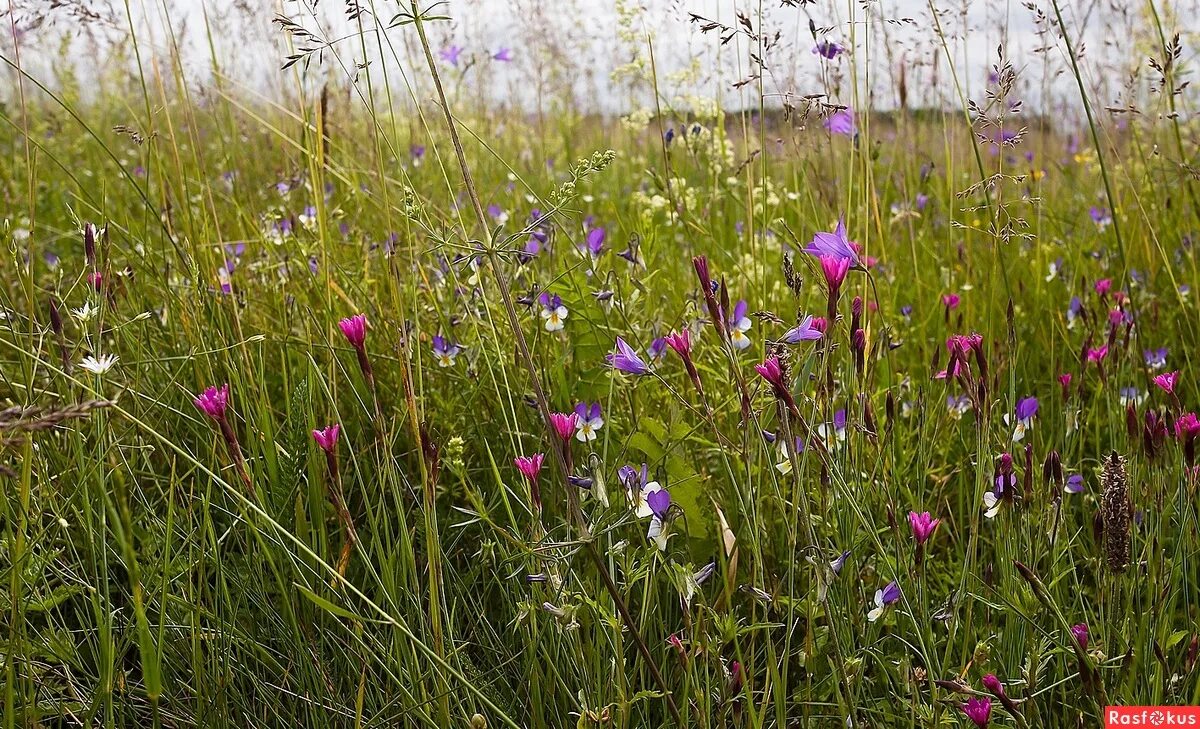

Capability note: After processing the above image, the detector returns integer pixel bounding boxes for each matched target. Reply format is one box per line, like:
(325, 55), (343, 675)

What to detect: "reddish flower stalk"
(194, 384), (254, 496)
(693, 256), (727, 341)
(313, 424), (357, 576)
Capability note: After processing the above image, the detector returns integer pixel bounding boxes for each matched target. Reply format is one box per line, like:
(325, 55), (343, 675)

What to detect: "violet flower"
(573, 402), (604, 442)
(606, 337), (651, 376)
(825, 108), (855, 136)
(432, 335), (462, 367)
(782, 315), (823, 343)
(539, 293), (568, 331)
(727, 300), (753, 350)
(867, 580), (901, 621)
(803, 216), (858, 264)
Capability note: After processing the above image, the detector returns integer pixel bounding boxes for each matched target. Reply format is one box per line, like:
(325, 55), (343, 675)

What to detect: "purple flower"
(539, 293), (568, 331)
(339, 314), (368, 349)
(728, 300), (753, 350)
(915, 193), (929, 211)
(825, 108), (855, 136)
(492, 47), (513, 62)
(830, 550), (850, 575)
(647, 337), (667, 361)
(812, 40), (844, 59)
(312, 424), (341, 454)
(432, 335), (461, 367)
(583, 226), (606, 257)
(1071, 623), (1089, 650)
(1144, 347), (1168, 369)
(1089, 206), (1112, 229)
(908, 511), (939, 545)
(1014, 396), (1038, 423)
(803, 215), (858, 263)
(439, 45), (464, 66)
(548, 412), (577, 442)
(646, 487), (671, 519)
(410, 144), (426, 164)
(573, 402), (604, 442)
(194, 384), (230, 421)
(867, 580), (901, 621)
(782, 315), (823, 343)
(1065, 474), (1084, 494)
(606, 337), (650, 376)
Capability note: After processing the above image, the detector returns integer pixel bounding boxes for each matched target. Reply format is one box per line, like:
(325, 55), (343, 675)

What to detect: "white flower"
(983, 491), (1002, 519)
(867, 590), (887, 622)
(72, 302), (97, 323)
(646, 515), (669, 551)
(729, 316), (752, 350)
(630, 480), (663, 519)
(541, 304), (567, 331)
(80, 353), (118, 375)
(574, 413), (604, 442)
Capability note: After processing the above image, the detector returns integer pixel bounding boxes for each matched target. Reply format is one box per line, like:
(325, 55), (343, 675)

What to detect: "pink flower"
(981, 674), (1004, 697)
(1071, 623), (1089, 650)
(1094, 278), (1112, 296)
(312, 424), (341, 453)
(1058, 373), (1073, 397)
(549, 412), (577, 441)
(942, 293), (961, 310)
(1086, 345), (1109, 363)
(755, 356), (786, 392)
(961, 697), (991, 728)
(664, 329), (692, 357)
(514, 453), (545, 483)
(1153, 371), (1179, 394)
(809, 316), (829, 333)
(820, 254), (851, 291)
(87, 271), (104, 290)
(338, 314), (368, 349)
(1176, 413), (1200, 440)
(907, 511), (940, 545)
(194, 384), (230, 421)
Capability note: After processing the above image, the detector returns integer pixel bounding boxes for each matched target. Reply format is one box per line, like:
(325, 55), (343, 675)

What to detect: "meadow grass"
(1, 1), (1199, 727)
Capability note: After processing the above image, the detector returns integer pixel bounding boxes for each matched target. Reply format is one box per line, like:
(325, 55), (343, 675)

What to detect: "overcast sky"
(3, 0), (1193, 120)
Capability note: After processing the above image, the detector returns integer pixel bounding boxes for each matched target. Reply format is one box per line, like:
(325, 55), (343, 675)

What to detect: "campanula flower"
(439, 45), (464, 66)
(727, 300), (753, 350)
(782, 315), (823, 343)
(573, 402), (604, 442)
(804, 216), (858, 263)
(867, 580), (901, 621)
(812, 40), (844, 59)
(492, 47), (513, 62)
(583, 226), (605, 258)
(606, 337), (651, 375)
(432, 336), (461, 367)
(539, 293), (568, 331)
(647, 337), (667, 361)
(825, 108), (855, 136)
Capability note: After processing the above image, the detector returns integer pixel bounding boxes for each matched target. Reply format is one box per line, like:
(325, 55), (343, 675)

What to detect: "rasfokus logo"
(1106, 707), (1200, 727)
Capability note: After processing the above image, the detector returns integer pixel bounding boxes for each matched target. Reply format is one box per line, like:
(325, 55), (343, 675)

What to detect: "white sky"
(2, 0), (1194, 120)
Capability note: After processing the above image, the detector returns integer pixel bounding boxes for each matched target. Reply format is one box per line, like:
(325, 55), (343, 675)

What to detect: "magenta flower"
(1071, 623), (1089, 650)
(514, 453), (545, 483)
(549, 412), (577, 442)
(782, 315), (823, 343)
(981, 674), (1004, 697)
(339, 314), (368, 349)
(804, 216), (858, 264)
(961, 697), (992, 728)
(907, 511), (939, 544)
(1086, 345), (1109, 364)
(755, 356), (787, 392)
(942, 293), (961, 310)
(820, 254), (851, 291)
(1176, 413), (1200, 440)
(312, 424), (341, 454)
(1094, 278), (1112, 297)
(194, 384), (230, 421)
(606, 337), (651, 375)
(1058, 373), (1073, 398)
(665, 329), (692, 357)
(1153, 371), (1179, 394)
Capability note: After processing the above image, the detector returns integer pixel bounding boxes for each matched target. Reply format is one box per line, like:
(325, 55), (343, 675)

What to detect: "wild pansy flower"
(1118, 387), (1145, 407)
(298, 205), (317, 230)
(312, 424), (340, 454)
(1090, 206), (1112, 230)
(645, 486), (672, 551)
(947, 394), (971, 418)
(573, 402), (603, 442)
(1144, 347), (1168, 370)
(774, 436), (806, 474)
(782, 315), (822, 343)
(825, 108), (855, 136)
(539, 293), (567, 331)
(1066, 296), (1084, 328)
(606, 337), (651, 376)
(961, 697), (992, 728)
(432, 336), (461, 367)
(410, 144), (426, 166)
(814, 409), (848, 444)
(1153, 371), (1179, 394)
(867, 580), (901, 622)
(727, 300), (753, 350)
(908, 511), (939, 545)
(1071, 623), (1089, 650)
(548, 412), (577, 442)
(647, 337), (667, 361)
(1007, 396), (1038, 441)
(1065, 474), (1085, 494)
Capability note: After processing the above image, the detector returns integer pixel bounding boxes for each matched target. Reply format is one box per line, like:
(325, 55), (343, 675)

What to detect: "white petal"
(867, 607), (883, 622)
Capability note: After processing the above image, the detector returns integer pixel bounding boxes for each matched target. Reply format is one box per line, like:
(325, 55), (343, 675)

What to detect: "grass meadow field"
(2, 0), (1199, 726)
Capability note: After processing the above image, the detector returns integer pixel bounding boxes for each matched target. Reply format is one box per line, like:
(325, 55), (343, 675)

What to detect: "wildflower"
(79, 353), (118, 375)
(815, 409), (848, 444)
(1071, 623), (1089, 650)
(1086, 345), (1109, 364)
(908, 511), (939, 545)
(514, 453), (545, 511)
(961, 697), (992, 728)
(1058, 373), (1073, 398)
(867, 580), (901, 622)
(820, 255), (852, 314)
(573, 402), (604, 442)
(410, 144), (426, 166)
(194, 384), (230, 421)
(548, 412), (577, 442)
(1008, 396), (1039, 441)
(1118, 387), (1145, 407)
(1094, 278), (1112, 297)
(539, 293), (568, 331)
(439, 45), (463, 66)
(339, 314), (368, 350)
(1090, 206), (1112, 230)
(825, 108), (855, 136)
(606, 337), (651, 376)
(782, 315), (823, 343)
(1065, 474), (1085, 494)
(804, 216), (858, 264)
(830, 550), (851, 575)
(312, 424), (340, 453)
(1153, 371), (1179, 394)
(666, 329), (703, 394)
(432, 335), (462, 367)
(647, 337), (667, 361)
(812, 40), (845, 59)
(755, 356), (789, 399)
(1066, 296), (1084, 328)
(583, 226), (605, 257)
(981, 674), (1004, 698)
(645, 486), (672, 550)
(947, 394), (971, 418)
(942, 293), (960, 311)
(692, 256), (726, 340)
(492, 47), (513, 62)
(1144, 347), (1168, 369)
(727, 300), (753, 350)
